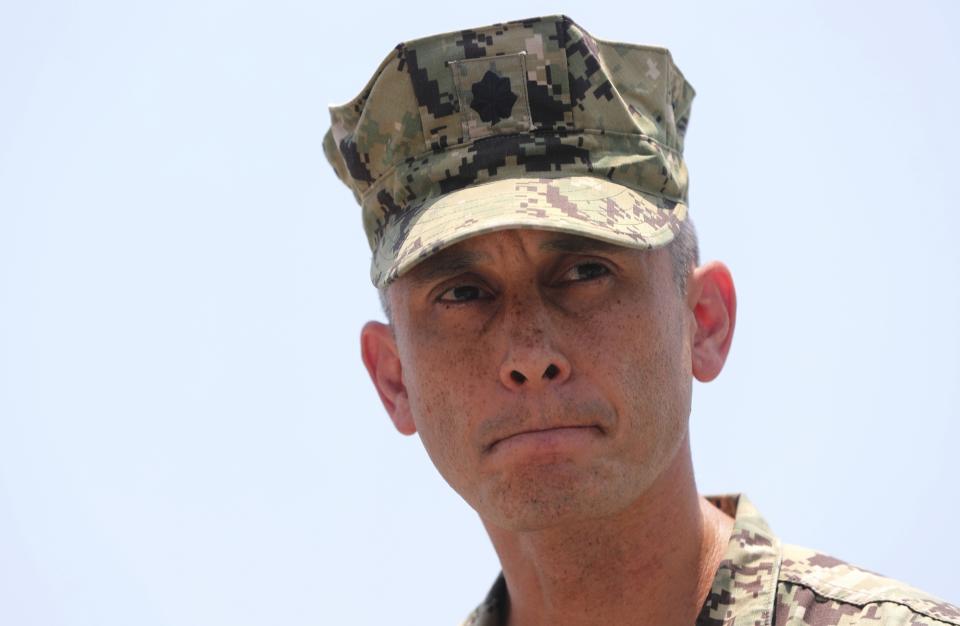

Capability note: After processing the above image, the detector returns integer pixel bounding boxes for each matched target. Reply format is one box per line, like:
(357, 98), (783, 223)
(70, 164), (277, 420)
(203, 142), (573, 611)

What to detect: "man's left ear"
(687, 261), (737, 382)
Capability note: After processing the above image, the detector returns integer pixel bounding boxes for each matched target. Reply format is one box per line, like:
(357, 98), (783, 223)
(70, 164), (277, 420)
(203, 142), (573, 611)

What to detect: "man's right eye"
(437, 285), (489, 303)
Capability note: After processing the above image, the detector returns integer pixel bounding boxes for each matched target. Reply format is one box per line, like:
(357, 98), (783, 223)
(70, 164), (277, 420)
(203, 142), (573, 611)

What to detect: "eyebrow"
(404, 247), (491, 287)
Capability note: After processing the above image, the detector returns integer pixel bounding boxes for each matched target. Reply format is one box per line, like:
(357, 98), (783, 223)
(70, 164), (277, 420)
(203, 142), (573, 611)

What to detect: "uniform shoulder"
(776, 543), (960, 625)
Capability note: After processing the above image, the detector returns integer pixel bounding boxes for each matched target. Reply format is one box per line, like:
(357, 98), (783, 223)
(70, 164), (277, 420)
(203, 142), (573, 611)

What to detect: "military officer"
(323, 14), (960, 626)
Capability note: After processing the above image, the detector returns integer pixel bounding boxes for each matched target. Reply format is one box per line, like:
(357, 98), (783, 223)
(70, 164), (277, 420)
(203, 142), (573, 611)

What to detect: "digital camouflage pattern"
(322, 14), (695, 286)
(462, 495), (960, 626)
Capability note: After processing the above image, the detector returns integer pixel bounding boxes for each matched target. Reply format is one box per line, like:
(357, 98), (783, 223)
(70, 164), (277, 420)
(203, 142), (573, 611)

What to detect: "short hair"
(669, 216), (700, 295)
(378, 218), (699, 322)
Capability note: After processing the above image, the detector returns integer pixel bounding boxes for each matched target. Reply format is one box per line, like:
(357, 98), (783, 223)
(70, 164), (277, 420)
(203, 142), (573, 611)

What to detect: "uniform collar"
(696, 494), (782, 626)
(464, 494), (783, 626)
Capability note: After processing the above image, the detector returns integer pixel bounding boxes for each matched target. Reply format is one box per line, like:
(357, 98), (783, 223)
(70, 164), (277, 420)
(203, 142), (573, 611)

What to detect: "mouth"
(484, 424), (604, 455)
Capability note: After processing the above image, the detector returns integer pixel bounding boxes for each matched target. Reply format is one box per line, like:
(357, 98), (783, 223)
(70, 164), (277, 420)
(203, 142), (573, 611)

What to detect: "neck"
(481, 435), (733, 626)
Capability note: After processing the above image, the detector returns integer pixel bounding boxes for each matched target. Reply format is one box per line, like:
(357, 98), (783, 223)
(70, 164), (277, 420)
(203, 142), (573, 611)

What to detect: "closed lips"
(486, 425), (603, 453)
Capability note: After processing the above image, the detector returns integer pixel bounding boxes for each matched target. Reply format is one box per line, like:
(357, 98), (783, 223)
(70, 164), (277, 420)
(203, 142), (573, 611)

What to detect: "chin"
(475, 461), (636, 532)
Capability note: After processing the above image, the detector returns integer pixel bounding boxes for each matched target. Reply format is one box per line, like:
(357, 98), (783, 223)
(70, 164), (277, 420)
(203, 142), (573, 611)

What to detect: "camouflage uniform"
(461, 495), (960, 626)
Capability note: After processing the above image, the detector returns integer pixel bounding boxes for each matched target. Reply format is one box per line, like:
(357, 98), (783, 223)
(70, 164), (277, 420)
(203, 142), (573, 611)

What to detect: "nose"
(497, 303), (572, 392)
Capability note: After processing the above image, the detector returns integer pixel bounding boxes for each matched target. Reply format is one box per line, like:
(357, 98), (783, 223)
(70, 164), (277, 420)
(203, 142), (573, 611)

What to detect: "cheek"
(624, 314), (692, 446)
(402, 326), (492, 411)
(580, 300), (690, 433)
(564, 298), (672, 377)
(398, 330), (495, 482)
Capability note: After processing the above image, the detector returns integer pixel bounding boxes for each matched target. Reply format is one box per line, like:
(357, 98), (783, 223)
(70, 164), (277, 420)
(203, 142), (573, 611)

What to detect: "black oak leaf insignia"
(470, 70), (517, 125)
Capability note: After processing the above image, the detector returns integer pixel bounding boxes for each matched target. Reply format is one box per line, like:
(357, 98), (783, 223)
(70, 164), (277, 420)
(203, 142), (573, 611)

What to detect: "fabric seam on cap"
(357, 127), (685, 205)
(592, 37), (695, 96)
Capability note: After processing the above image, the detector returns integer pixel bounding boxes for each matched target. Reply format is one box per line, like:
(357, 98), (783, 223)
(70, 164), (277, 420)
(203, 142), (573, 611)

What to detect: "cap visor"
(373, 176), (687, 287)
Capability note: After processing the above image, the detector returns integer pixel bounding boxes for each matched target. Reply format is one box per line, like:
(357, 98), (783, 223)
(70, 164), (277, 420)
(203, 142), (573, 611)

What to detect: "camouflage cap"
(323, 14), (695, 287)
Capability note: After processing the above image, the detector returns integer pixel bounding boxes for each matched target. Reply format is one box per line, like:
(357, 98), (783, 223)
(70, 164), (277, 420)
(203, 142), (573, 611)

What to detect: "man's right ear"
(360, 321), (417, 435)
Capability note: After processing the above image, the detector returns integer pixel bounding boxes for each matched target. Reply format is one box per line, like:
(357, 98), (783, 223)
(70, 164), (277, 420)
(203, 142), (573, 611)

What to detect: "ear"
(360, 321), (416, 435)
(686, 261), (737, 382)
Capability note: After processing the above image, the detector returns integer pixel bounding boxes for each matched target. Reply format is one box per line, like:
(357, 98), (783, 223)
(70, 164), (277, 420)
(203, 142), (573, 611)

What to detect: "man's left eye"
(560, 262), (611, 283)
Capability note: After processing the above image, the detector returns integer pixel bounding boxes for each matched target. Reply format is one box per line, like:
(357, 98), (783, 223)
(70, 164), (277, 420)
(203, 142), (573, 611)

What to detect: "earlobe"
(688, 261), (737, 382)
(360, 321), (417, 435)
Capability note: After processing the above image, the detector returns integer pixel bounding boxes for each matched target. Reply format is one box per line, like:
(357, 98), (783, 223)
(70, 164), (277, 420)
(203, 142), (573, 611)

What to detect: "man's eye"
(560, 262), (610, 283)
(437, 285), (489, 303)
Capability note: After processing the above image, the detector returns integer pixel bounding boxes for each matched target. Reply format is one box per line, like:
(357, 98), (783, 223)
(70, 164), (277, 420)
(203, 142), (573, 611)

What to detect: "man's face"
(383, 228), (698, 531)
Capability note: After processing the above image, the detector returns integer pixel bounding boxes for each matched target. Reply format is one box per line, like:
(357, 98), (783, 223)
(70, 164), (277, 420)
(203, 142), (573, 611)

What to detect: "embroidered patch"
(470, 70), (517, 124)
(449, 52), (534, 140)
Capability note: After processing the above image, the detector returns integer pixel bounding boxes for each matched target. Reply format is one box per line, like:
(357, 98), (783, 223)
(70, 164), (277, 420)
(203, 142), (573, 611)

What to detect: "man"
(323, 14), (959, 626)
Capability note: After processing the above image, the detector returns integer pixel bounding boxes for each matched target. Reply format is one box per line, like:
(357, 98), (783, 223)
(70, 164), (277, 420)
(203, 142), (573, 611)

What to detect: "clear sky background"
(1, 1), (958, 624)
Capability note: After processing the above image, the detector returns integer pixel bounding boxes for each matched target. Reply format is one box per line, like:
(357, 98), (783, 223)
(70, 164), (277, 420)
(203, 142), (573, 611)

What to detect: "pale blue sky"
(1, 1), (958, 624)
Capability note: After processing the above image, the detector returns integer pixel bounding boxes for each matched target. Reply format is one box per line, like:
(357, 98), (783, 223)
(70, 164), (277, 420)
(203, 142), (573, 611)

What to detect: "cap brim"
(372, 176), (687, 287)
